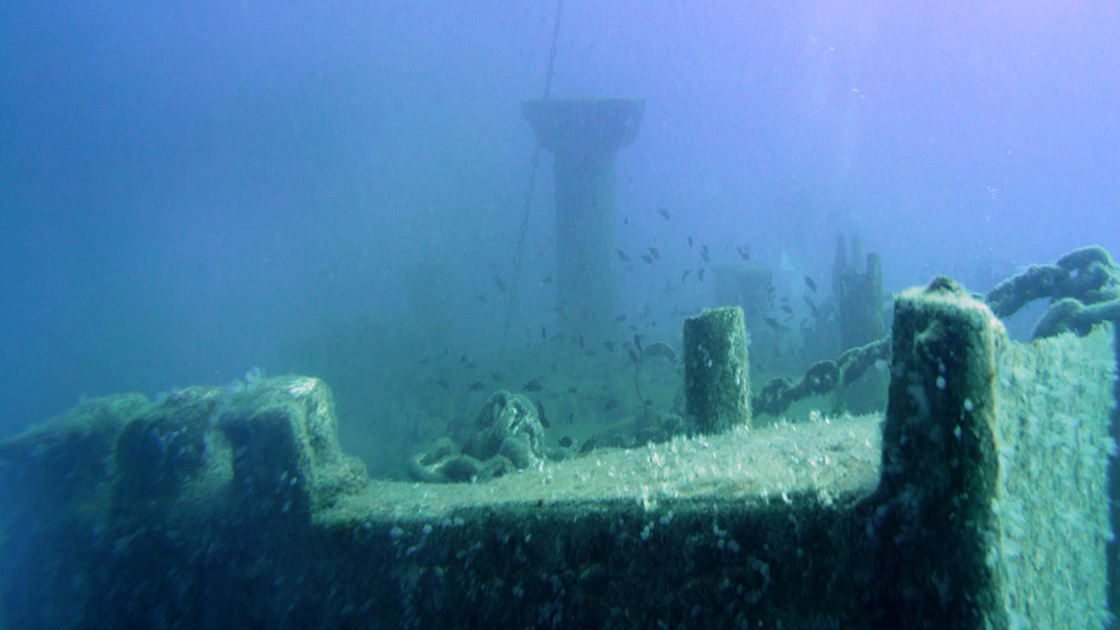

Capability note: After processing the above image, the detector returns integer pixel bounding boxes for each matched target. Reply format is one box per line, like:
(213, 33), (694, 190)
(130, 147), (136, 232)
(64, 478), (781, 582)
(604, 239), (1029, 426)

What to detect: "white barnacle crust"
(287, 377), (318, 397)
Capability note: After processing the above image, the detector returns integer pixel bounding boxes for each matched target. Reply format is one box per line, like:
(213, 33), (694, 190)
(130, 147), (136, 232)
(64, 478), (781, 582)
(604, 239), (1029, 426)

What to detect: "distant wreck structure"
(522, 97), (645, 338)
(1, 253), (1118, 627)
(832, 233), (887, 413)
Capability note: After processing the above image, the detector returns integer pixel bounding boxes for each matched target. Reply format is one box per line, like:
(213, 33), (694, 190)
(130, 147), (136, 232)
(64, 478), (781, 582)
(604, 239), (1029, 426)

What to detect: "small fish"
(803, 296), (820, 318)
(559, 436), (574, 448)
(605, 399), (619, 411)
(436, 379), (451, 390)
(542, 274), (554, 284)
(465, 361), (477, 370)
(648, 247), (661, 260)
(804, 276), (818, 292)
(664, 280), (674, 294)
(764, 317), (789, 332)
(688, 235), (694, 247)
(578, 334), (585, 349)
(701, 245), (710, 262)
(633, 334), (643, 352)
(490, 371), (504, 382)
(698, 268), (706, 282)
(523, 378), (544, 392)
(567, 386), (578, 394)
(781, 305), (794, 315)
(603, 340), (616, 351)
(541, 326), (547, 339)
(658, 207), (671, 220)
(460, 354), (468, 363)
(681, 269), (692, 282)
(616, 249), (631, 262)
(468, 381), (486, 391)
(579, 438), (596, 454)
(624, 217), (629, 226)
(737, 244), (752, 260)
(476, 293), (489, 303)
(615, 314), (627, 322)
(495, 275), (508, 293)
(640, 254), (654, 264)
(627, 348), (640, 363)
(534, 399), (551, 428)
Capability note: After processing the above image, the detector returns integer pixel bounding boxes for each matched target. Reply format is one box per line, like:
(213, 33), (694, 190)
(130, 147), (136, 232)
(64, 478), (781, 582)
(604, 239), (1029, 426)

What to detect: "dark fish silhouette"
(494, 275), (508, 292)
(617, 249), (631, 262)
(781, 305), (794, 315)
(534, 399), (551, 428)
(688, 235), (694, 247)
(681, 269), (692, 282)
(633, 334), (643, 352)
(701, 245), (710, 262)
(641, 254), (654, 264)
(559, 436), (573, 448)
(615, 314), (627, 322)
(523, 378), (544, 392)
(804, 276), (818, 292)
(567, 386), (578, 394)
(737, 244), (752, 260)
(658, 207), (671, 220)
(468, 381), (486, 391)
(603, 340), (616, 351)
(764, 317), (789, 332)
(542, 274), (554, 284)
(648, 247), (661, 260)
(436, 379), (450, 390)
(698, 268), (706, 282)
(803, 296), (819, 318)
(604, 399), (619, 411)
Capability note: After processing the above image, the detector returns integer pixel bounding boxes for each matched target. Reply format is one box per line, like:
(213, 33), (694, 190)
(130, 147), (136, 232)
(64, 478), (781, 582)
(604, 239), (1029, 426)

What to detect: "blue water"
(2, 0), (1118, 459)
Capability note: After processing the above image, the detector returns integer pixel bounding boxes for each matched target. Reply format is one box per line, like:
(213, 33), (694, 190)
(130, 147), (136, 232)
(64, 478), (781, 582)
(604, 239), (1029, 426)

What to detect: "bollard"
(682, 306), (751, 435)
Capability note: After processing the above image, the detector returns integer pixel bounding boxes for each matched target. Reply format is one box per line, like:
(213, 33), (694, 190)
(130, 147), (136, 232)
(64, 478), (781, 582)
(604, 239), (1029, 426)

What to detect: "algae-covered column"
(682, 306), (751, 435)
(873, 277), (1002, 627)
(522, 98), (645, 337)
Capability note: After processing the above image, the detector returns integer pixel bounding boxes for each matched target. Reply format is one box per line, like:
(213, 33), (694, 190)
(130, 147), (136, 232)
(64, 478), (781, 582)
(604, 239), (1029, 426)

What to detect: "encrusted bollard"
(683, 306), (751, 434)
(873, 276), (1116, 628)
(874, 277), (1003, 626)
